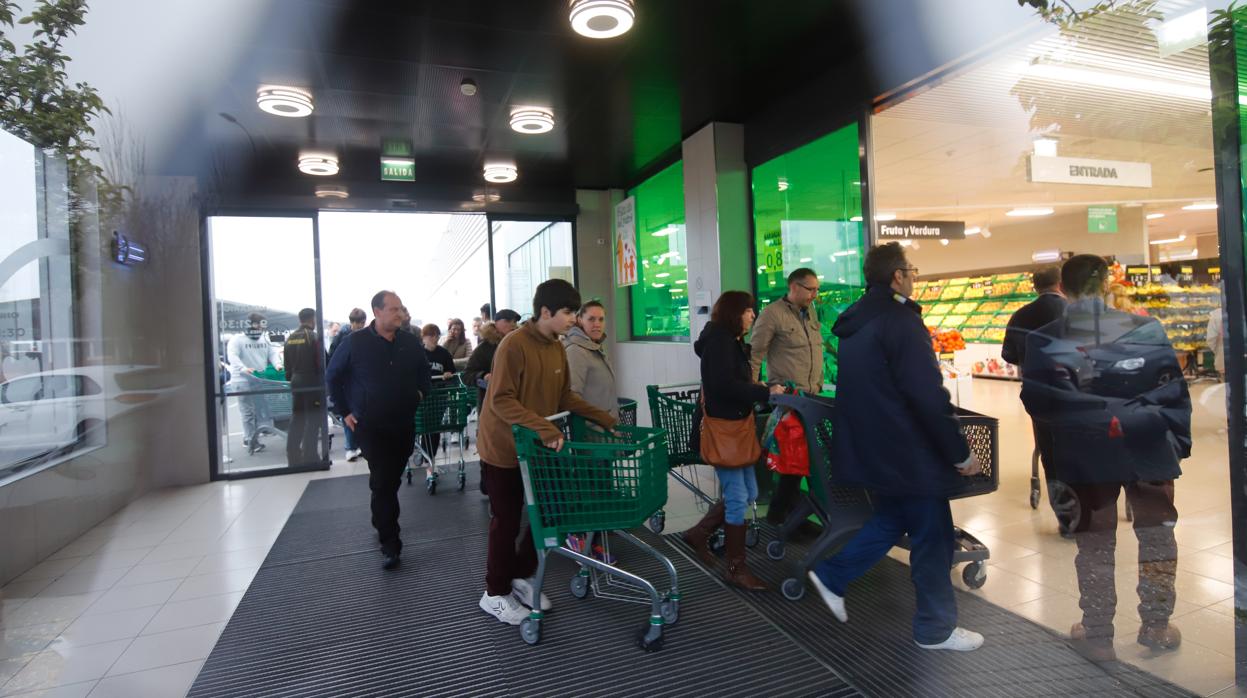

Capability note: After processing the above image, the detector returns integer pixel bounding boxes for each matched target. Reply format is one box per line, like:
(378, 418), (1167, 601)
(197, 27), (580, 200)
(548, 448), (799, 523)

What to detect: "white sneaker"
(807, 571), (847, 622)
(917, 627), (984, 652)
(511, 577), (552, 611)
(479, 591), (529, 625)
(346, 449), (360, 462)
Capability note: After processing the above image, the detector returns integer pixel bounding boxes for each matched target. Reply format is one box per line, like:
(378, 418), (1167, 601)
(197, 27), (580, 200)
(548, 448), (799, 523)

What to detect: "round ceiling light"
(569, 0), (635, 39)
(483, 163), (518, 183)
(298, 154), (339, 176)
(315, 185), (349, 199)
(509, 107), (555, 134)
(257, 86), (314, 117)
(472, 191), (501, 203)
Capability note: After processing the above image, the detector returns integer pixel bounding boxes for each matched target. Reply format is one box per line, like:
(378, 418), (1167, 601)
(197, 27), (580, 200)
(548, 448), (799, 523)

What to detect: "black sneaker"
(382, 551), (401, 570)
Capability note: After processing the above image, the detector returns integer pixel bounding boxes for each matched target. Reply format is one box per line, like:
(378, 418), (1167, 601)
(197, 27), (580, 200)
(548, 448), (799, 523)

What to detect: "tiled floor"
(0, 380), (1239, 696)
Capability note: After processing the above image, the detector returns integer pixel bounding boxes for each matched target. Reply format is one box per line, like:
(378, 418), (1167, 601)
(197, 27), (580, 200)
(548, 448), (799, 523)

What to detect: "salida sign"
(876, 220), (965, 240)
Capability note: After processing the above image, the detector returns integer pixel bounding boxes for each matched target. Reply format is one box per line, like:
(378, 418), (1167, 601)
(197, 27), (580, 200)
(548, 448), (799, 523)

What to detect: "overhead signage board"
(1030, 155), (1152, 188)
(381, 157), (415, 182)
(876, 220), (965, 240)
(614, 196), (638, 287)
(1087, 205), (1118, 233)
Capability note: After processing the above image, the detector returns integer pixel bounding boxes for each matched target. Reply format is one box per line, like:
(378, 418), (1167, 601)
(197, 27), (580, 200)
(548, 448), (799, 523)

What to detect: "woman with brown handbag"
(685, 291), (784, 590)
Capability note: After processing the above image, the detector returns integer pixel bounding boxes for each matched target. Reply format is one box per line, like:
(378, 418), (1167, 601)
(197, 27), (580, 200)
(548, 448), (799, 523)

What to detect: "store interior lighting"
(1006, 207), (1054, 217)
(256, 86), (314, 117)
(1150, 233), (1187, 245)
(1032, 137), (1058, 157)
(940, 239), (950, 246)
(965, 227), (981, 236)
(831, 250), (859, 258)
(1182, 202), (1218, 210)
(569, 0), (636, 39)
(1146, 212), (1165, 220)
(652, 225), (678, 237)
(778, 178), (789, 192)
(298, 153), (338, 176)
(876, 212), (897, 221)
(1161, 248), (1199, 261)
(1027, 62), (1211, 101)
(472, 191), (501, 203)
(315, 185), (349, 199)
(509, 106), (555, 134)
(1032, 249), (1062, 263)
(849, 215), (863, 222)
(483, 163), (518, 183)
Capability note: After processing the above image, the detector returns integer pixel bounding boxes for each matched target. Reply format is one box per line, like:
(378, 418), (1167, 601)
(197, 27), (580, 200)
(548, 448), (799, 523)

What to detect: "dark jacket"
(283, 326), (322, 386)
(424, 345), (456, 378)
(1020, 299), (1191, 484)
(1002, 293), (1066, 368)
(325, 321), (431, 430)
(464, 322), (502, 406)
(694, 321), (769, 420)
(327, 326), (352, 361)
(830, 285), (970, 497)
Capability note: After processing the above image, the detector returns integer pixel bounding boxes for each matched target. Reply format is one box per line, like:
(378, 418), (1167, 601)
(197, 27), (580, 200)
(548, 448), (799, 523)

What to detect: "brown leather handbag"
(698, 389), (761, 468)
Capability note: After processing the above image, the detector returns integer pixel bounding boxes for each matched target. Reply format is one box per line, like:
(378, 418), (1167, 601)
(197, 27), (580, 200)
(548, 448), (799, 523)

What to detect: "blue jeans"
(344, 423), (357, 451)
(813, 495), (956, 645)
(715, 467), (758, 525)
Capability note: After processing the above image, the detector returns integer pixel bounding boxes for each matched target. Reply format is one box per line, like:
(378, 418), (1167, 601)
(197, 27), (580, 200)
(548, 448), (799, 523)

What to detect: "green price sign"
(1087, 205), (1117, 233)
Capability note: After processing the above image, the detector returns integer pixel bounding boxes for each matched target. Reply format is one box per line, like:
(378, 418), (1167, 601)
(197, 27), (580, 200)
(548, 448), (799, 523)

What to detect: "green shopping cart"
(408, 378), (472, 493)
(513, 413), (679, 651)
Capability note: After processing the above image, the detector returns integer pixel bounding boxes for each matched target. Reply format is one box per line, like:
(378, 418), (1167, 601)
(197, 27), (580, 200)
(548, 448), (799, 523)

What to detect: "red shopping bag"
(766, 412), (809, 476)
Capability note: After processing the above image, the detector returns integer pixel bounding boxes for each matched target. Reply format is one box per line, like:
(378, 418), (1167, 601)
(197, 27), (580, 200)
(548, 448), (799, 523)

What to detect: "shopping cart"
(617, 398), (638, 426)
(513, 413), (679, 651)
(232, 374), (291, 455)
(766, 393), (996, 600)
(408, 378), (472, 493)
(645, 383), (762, 547)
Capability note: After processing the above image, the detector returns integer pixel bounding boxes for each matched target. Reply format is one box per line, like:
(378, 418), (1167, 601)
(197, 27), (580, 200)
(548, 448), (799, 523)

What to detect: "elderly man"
(750, 267), (822, 527)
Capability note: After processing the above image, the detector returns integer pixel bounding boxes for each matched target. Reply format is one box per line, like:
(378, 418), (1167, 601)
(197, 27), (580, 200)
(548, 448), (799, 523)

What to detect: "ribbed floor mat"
(188, 474), (860, 697)
(665, 530), (1194, 698)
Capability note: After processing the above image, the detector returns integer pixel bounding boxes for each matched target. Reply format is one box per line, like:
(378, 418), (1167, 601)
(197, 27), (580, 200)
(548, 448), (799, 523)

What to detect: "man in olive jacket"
(476, 280), (616, 626)
(750, 267), (823, 525)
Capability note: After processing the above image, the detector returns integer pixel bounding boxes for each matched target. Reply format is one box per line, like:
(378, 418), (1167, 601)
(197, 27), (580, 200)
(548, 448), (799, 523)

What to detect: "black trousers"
(286, 383), (324, 465)
(357, 424), (416, 555)
(1033, 421), (1076, 532)
(484, 462), (537, 597)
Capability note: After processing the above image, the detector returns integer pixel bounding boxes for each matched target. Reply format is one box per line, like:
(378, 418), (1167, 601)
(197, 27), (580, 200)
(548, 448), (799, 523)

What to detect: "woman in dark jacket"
(683, 291), (782, 590)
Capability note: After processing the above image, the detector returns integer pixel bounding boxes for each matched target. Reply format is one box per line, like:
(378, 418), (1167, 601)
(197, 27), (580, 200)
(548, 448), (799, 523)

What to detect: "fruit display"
(1120, 283), (1220, 351)
(973, 357), (1019, 379)
(924, 315), (946, 328)
(930, 302), (956, 315)
(928, 327), (966, 353)
(977, 301), (1005, 313)
(963, 315), (991, 328)
(953, 301), (979, 315)
(939, 285), (966, 301)
(941, 314), (968, 328)
(961, 327), (985, 341)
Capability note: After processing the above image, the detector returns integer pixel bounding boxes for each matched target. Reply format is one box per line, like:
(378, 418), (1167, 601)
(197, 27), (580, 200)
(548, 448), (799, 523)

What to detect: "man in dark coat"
(806, 242), (984, 652)
(1021, 254), (1190, 662)
(1002, 267), (1074, 535)
(328, 308), (367, 461)
(283, 308), (324, 465)
(462, 309), (520, 495)
(326, 291), (431, 570)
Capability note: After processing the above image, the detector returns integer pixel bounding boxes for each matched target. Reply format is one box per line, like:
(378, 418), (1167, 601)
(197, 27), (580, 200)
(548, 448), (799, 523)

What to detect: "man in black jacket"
(806, 242), (984, 652)
(283, 308), (324, 466)
(1021, 255), (1190, 662)
(328, 308), (367, 461)
(326, 291), (431, 570)
(1002, 267), (1073, 535)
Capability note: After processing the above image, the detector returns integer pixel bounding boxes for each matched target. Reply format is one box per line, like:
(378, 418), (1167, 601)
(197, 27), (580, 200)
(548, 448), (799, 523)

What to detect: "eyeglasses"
(794, 281), (818, 293)
(897, 266), (919, 278)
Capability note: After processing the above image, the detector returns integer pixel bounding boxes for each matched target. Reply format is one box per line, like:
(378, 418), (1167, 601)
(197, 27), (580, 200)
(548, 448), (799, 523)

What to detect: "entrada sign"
(1030, 155), (1152, 188)
(876, 220), (965, 240)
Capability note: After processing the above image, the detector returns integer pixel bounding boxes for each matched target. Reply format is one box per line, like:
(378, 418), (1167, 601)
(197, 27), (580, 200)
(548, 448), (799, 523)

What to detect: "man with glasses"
(749, 267), (823, 529)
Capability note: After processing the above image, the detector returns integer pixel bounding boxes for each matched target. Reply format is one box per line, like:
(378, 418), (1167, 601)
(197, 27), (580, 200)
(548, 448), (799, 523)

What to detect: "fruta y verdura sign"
(1029, 155), (1152, 188)
(876, 220), (965, 240)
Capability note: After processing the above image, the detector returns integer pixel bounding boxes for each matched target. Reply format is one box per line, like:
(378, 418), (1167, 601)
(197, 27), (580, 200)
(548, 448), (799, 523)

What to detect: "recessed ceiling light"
(315, 185), (349, 199)
(849, 216), (863, 222)
(460, 78), (478, 97)
(1006, 207), (1054, 217)
(472, 191), (501, 203)
(1182, 202), (1218, 211)
(876, 213), (897, 221)
(569, 0), (636, 39)
(1150, 233), (1188, 245)
(298, 154), (338, 176)
(1032, 137), (1058, 157)
(1032, 249), (1062, 262)
(940, 239), (950, 246)
(965, 227), (982, 235)
(483, 162), (517, 183)
(257, 86), (314, 117)
(1146, 213), (1165, 220)
(778, 178), (789, 192)
(509, 106), (555, 134)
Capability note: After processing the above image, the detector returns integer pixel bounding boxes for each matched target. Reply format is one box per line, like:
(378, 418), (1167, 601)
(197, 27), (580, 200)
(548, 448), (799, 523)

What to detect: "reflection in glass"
(629, 161), (689, 339)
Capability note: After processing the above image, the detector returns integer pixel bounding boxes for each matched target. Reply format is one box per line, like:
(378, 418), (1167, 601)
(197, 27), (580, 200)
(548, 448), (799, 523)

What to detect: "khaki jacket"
(563, 326), (619, 417)
(477, 322), (616, 467)
(749, 297), (823, 393)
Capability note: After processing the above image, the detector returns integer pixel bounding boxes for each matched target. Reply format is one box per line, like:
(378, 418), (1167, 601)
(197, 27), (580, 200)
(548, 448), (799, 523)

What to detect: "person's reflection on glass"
(1020, 255), (1192, 663)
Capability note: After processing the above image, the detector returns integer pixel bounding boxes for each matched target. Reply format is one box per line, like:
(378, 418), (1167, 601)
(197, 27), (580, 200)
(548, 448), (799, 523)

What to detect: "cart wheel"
(636, 624), (664, 652)
(570, 574), (590, 599)
(647, 511), (666, 534)
(458, 471), (466, 492)
(520, 617), (541, 646)
(781, 577), (805, 601)
(660, 599), (679, 625)
(426, 477), (437, 496)
(766, 539), (786, 561)
(962, 562), (987, 589)
(745, 525), (759, 548)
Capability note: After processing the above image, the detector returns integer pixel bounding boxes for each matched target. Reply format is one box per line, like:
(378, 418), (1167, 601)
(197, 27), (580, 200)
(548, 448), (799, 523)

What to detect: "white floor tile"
(168, 568), (257, 603)
(190, 547), (269, 576)
(11, 561), (84, 586)
(0, 654), (35, 687)
(87, 660), (201, 698)
(3, 595), (104, 631)
(0, 680), (96, 697)
(55, 607), (160, 649)
(82, 581), (178, 617)
(0, 623), (65, 662)
(141, 593), (242, 636)
(105, 623), (224, 677)
(114, 559), (203, 589)
(65, 549), (153, 577)
(0, 639), (129, 696)
(35, 570), (127, 599)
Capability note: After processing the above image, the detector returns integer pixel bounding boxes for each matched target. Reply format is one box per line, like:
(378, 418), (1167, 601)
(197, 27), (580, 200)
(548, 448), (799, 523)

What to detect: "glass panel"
(208, 216), (322, 474)
(489, 220), (574, 320)
(751, 125), (865, 386)
(628, 161), (689, 339)
(0, 128), (104, 485)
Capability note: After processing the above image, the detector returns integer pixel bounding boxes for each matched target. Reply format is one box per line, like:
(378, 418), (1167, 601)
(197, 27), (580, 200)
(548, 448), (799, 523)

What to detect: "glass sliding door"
(206, 215), (327, 477)
(488, 219), (575, 319)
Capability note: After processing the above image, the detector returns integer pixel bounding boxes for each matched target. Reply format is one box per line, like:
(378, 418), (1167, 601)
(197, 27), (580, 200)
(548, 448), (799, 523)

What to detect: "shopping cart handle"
(770, 393), (817, 409)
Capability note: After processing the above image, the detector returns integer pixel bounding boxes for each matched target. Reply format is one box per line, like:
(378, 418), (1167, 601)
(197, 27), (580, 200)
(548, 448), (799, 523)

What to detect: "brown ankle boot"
(723, 523), (767, 591)
(681, 501), (725, 566)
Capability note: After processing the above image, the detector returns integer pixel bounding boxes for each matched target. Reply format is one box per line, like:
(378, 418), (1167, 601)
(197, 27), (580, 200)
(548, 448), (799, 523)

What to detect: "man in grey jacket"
(563, 300), (618, 418)
(750, 267), (823, 525)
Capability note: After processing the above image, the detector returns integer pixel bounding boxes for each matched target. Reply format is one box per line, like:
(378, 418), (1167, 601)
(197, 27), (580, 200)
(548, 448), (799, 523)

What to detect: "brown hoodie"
(477, 322), (617, 467)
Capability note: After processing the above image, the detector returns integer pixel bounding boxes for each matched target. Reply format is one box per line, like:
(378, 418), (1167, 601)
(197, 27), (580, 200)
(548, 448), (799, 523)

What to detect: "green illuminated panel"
(628, 161), (689, 338)
(751, 123), (865, 385)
